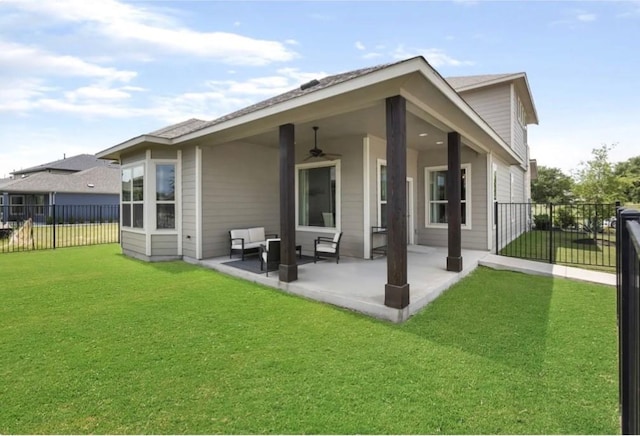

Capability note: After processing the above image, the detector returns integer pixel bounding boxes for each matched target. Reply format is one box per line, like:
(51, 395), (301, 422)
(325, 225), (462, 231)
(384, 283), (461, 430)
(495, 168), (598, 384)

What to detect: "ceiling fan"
(303, 126), (342, 161)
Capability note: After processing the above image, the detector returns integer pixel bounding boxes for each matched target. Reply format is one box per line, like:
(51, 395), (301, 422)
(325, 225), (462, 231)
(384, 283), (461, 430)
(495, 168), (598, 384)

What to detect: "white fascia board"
(175, 58), (427, 144)
(96, 135), (172, 159)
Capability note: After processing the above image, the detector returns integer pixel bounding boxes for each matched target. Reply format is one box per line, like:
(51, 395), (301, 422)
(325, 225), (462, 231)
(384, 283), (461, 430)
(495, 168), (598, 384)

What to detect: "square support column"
(279, 123), (298, 282)
(447, 131), (463, 272)
(384, 95), (410, 309)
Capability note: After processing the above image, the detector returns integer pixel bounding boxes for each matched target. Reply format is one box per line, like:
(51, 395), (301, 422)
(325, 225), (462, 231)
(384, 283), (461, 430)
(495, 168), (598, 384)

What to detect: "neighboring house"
(97, 56), (538, 309)
(0, 154), (120, 224)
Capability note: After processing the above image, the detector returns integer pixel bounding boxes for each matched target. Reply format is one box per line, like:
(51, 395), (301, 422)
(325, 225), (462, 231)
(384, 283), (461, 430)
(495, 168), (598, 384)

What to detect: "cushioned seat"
(229, 227), (277, 260)
(259, 238), (281, 276)
(314, 232), (343, 264)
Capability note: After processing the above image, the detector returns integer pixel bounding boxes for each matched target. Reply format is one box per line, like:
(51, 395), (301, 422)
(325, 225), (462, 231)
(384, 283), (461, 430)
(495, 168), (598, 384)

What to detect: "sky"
(1, 0), (638, 179)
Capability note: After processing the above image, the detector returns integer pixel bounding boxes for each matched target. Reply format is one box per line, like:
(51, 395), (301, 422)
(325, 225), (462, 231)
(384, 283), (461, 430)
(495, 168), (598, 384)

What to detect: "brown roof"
(144, 57), (420, 140)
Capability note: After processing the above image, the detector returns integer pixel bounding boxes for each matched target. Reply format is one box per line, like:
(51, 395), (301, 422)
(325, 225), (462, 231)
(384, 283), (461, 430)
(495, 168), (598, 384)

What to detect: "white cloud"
(0, 40), (136, 82)
(8, 0), (297, 66)
(355, 41), (366, 50)
(392, 45), (474, 67)
(577, 13), (597, 22)
(64, 85), (144, 102)
(0, 78), (53, 113)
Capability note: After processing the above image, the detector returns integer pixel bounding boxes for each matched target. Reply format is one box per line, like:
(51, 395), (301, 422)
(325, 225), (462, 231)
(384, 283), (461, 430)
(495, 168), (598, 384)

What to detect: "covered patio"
(191, 246), (490, 323)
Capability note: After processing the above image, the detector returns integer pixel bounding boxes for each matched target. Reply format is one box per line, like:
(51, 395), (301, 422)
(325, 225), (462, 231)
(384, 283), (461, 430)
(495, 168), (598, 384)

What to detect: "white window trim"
(152, 159), (179, 233)
(377, 158), (386, 228)
(424, 164), (472, 230)
(492, 162), (498, 229)
(121, 161), (146, 232)
(295, 159), (341, 234)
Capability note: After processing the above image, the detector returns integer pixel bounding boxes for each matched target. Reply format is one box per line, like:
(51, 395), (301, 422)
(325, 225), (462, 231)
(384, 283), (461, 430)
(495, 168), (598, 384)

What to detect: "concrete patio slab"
(186, 249), (615, 324)
(189, 246), (489, 323)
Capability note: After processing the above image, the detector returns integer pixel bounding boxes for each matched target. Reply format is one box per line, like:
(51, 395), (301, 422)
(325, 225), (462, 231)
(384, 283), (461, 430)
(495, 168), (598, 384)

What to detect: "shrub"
(534, 213), (551, 230)
(555, 207), (576, 229)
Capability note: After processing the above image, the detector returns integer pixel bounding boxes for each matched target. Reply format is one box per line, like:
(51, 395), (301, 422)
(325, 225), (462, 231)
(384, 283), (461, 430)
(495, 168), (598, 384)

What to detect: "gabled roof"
(12, 153), (117, 176)
(446, 72), (539, 125)
(0, 166), (119, 194)
(98, 56), (529, 166)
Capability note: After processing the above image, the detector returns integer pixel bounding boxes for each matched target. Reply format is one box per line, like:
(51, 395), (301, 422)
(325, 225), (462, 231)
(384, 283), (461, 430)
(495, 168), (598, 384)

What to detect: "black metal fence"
(617, 207), (640, 434)
(496, 202), (618, 269)
(0, 204), (119, 253)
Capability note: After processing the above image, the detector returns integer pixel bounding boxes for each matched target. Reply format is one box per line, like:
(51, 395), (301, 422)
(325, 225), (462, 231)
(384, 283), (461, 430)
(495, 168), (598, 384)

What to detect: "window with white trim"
(425, 164), (471, 228)
(0, 195), (3, 221)
(296, 160), (340, 230)
(155, 163), (175, 229)
(122, 164), (144, 228)
(493, 163), (498, 227)
(377, 160), (387, 228)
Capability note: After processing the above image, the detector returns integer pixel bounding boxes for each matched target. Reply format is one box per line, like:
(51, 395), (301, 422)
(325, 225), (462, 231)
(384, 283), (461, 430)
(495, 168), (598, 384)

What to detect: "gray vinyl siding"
(493, 158), (528, 251)
(200, 142), (280, 259)
(294, 135), (363, 258)
(417, 146), (488, 250)
(151, 234), (178, 256)
(151, 148), (177, 159)
(459, 85), (511, 146)
(181, 146), (197, 258)
(121, 230), (145, 255)
(121, 150), (146, 165)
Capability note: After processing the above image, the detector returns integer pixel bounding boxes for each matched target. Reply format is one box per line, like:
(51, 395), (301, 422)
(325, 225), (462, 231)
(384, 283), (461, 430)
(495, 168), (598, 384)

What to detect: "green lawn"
(500, 229), (616, 272)
(0, 245), (618, 434)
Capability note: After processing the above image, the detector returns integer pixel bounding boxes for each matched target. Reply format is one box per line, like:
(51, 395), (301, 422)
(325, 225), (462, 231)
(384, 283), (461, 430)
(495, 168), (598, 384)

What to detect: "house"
(0, 154), (120, 224)
(97, 56), (538, 310)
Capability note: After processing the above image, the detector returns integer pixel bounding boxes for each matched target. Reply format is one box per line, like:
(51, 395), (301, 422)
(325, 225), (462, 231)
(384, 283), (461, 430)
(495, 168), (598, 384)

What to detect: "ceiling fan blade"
(323, 153), (342, 160)
(303, 154), (314, 162)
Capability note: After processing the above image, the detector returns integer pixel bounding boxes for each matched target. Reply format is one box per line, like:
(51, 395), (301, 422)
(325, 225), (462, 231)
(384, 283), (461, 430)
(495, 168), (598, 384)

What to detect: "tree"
(531, 166), (574, 203)
(615, 155), (640, 204)
(573, 144), (624, 203)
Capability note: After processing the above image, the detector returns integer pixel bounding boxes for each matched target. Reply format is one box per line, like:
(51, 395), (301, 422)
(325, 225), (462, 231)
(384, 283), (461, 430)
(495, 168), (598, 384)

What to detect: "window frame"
(295, 159), (341, 234)
(153, 161), (177, 231)
(10, 195), (25, 217)
(121, 162), (145, 231)
(424, 164), (472, 230)
(377, 159), (387, 228)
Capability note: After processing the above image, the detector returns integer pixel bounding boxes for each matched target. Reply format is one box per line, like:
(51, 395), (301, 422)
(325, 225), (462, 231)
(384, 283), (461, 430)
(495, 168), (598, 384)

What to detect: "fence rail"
(0, 204), (119, 253)
(617, 207), (640, 434)
(496, 202), (618, 269)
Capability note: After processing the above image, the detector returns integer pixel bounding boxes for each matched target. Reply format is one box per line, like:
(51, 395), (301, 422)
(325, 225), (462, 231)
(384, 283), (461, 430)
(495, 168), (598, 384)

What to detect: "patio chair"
(314, 232), (342, 264)
(259, 238), (281, 276)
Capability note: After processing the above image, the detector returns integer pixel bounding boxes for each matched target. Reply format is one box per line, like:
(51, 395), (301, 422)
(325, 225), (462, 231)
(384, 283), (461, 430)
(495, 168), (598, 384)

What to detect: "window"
(425, 165), (471, 228)
(296, 161), (340, 230)
(0, 195), (4, 221)
(122, 165), (144, 228)
(10, 195), (24, 217)
(156, 164), (175, 229)
(26, 194), (44, 216)
(493, 163), (498, 227)
(377, 160), (387, 228)
(516, 97), (526, 127)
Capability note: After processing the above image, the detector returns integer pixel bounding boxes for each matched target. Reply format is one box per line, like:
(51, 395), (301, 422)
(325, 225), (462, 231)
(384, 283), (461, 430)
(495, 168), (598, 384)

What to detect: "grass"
(500, 228), (616, 272)
(0, 245), (618, 434)
(0, 222), (118, 252)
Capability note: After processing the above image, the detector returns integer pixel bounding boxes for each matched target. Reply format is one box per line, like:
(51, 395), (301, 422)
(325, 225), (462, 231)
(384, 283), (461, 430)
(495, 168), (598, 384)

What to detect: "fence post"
(52, 204), (56, 250)
(549, 202), (554, 264)
(495, 201), (499, 254)
(619, 208), (640, 434)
